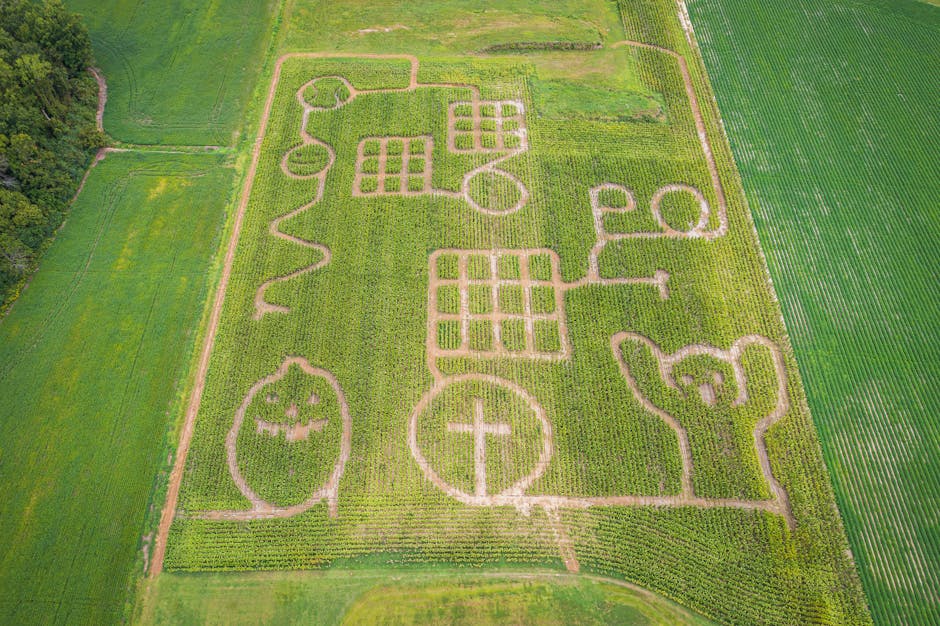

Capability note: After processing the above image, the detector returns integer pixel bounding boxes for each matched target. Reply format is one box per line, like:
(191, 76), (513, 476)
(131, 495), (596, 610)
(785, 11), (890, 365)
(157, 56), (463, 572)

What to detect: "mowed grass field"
(150, 0), (869, 622)
(685, 0), (940, 623)
(66, 0), (279, 145)
(0, 152), (231, 623)
(138, 569), (712, 625)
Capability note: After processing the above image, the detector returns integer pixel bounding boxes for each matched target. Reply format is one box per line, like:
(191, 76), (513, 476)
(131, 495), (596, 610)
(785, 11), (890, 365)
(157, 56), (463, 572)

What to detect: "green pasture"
(0, 151), (231, 623)
(66, 0), (279, 145)
(686, 0), (939, 622)
(282, 0), (623, 55)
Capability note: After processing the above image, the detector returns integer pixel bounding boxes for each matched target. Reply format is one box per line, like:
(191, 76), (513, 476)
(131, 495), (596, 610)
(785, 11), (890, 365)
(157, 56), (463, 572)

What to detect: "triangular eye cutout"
(307, 392), (320, 405)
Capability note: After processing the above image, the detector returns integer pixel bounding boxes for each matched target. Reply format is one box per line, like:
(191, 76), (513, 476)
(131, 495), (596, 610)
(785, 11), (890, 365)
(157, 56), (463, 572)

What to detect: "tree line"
(0, 0), (103, 309)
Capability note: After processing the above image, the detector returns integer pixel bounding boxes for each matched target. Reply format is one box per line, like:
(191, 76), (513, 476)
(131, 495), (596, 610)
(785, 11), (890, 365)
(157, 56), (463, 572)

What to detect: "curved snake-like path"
(253, 92), (336, 318)
(253, 55), (533, 318)
(151, 53), (433, 576)
(254, 56), (424, 319)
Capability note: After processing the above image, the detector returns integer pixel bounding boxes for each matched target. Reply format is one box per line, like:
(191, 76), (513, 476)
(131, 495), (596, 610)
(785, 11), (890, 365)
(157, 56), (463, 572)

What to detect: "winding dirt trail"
(253, 129), (335, 316)
(68, 68), (111, 204)
(611, 40), (728, 237)
(252, 53), (530, 318)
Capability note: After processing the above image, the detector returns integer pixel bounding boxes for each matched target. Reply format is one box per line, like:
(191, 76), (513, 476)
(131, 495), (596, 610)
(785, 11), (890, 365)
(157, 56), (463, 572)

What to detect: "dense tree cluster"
(0, 0), (101, 305)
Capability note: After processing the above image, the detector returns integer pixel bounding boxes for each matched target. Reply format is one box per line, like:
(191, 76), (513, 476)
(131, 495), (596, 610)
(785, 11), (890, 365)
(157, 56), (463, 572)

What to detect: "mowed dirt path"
(69, 68), (109, 204)
(611, 40), (728, 236)
(91, 67), (106, 132)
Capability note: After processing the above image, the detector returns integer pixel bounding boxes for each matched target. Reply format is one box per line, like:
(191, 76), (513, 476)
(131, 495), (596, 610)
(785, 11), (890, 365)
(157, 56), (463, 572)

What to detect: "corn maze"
(151, 36), (867, 622)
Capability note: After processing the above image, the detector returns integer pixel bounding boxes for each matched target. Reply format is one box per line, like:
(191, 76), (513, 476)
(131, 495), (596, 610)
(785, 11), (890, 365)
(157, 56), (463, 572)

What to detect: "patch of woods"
(0, 0), (103, 308)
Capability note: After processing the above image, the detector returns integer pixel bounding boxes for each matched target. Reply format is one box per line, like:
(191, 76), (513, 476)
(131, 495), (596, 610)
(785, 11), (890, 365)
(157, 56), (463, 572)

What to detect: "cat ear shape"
(612, 333), (793, 527)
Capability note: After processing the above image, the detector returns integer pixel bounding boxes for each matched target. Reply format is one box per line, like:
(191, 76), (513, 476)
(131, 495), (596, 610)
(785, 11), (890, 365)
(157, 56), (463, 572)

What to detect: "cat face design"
(676, 368), (731, 407)
(612, 332), (791, 513)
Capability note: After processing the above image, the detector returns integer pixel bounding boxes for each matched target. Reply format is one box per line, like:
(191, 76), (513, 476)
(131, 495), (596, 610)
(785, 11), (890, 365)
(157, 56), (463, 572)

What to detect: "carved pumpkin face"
(228, 359), (346, 509)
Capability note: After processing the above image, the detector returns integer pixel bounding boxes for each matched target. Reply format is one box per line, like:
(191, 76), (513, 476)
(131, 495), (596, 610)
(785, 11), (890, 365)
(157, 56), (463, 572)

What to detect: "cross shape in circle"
(447, 398), (512, 497)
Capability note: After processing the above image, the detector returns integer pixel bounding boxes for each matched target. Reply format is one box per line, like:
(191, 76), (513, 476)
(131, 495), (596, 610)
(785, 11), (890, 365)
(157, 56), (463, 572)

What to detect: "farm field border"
(0, 2), (283, 621)
(65, 0), (282, 146)
(70, 68), (226, 208)
(148, 2), (871, 618)
(0, 149), (233, 624)
(2, 67), (225, 353)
